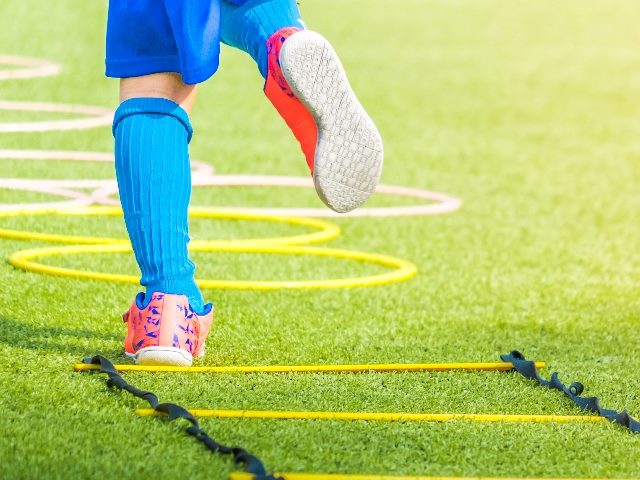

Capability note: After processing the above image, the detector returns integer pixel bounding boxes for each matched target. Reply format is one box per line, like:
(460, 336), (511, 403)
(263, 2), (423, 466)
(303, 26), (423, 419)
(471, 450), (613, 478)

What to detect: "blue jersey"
(107, 0), (247, 84)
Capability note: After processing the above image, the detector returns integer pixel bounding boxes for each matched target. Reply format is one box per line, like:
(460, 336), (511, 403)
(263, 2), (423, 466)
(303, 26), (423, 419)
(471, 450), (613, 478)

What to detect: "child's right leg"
(220, 0), (384, 213)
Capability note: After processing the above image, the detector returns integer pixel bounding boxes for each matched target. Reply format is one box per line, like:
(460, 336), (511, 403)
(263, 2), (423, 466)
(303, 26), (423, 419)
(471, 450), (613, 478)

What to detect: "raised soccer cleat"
(265, 28), (384, 214)
(123, 292), (214, 366)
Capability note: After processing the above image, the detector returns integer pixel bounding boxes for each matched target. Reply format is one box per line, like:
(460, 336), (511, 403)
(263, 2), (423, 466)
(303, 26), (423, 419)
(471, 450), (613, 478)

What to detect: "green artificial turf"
(1, 0), (639, 479)
(0, 159), (115, 180)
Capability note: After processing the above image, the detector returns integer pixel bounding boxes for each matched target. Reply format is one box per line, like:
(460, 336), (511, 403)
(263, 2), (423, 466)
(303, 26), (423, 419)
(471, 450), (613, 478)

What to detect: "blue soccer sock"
(221, 0), (305, 78)
(112, 97), (205, 313)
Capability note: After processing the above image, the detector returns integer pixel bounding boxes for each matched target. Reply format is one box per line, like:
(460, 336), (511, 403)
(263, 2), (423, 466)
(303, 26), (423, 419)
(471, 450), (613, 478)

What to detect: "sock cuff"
(112, 97), (193, 142)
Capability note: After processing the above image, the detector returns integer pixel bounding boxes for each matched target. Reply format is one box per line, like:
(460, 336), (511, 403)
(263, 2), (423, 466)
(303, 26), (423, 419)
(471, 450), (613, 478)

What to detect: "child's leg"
(220, 0), (384, 214)
(120, 73), (198, 112)
(220, 0), (304, 78)
(113, 73), (205, 313)
(107, 1), (216, 366)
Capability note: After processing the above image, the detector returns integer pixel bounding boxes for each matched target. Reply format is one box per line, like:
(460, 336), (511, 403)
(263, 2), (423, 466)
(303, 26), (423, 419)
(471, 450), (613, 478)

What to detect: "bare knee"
(120, 73), (197, 113)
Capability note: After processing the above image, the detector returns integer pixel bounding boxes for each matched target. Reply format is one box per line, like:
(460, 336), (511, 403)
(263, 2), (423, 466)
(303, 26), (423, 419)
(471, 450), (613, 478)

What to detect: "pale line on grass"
(90, 174), (463, 218)
(0, 150), (214, 211)
(0, 55), (111, 132)
(0, 54), (60, 80)
(0, 100), (113, 132)
(0, 149), (214, 176)
(0, 183), (92, 211)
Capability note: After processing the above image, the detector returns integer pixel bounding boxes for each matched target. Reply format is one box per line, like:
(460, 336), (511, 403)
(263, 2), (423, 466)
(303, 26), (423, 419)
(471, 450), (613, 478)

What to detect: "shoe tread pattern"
(280, 31), (383, 213)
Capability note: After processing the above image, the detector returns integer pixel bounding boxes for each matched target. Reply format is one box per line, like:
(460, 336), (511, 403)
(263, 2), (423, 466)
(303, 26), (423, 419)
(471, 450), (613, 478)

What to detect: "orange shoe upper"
(123, 292), (214, 358)
(264, 27), (318, 173)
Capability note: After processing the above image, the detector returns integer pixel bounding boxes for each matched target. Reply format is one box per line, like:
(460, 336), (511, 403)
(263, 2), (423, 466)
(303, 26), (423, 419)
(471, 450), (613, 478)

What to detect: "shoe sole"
(126, 346), (193, 366)
(279, 31), (384, 214)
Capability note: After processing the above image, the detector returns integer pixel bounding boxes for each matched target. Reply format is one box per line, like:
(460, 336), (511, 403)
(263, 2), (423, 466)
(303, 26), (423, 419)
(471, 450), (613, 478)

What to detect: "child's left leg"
(220, 0), (384, 214)
(114, 74), (214, 367)
(106, 0), (220, 366)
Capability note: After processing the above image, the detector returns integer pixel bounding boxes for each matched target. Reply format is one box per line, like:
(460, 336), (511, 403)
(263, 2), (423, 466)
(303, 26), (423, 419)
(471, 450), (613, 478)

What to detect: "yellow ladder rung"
(230, 474), (623, 480)
(74, 361), (545, 374)
(135, 408), (603, 424)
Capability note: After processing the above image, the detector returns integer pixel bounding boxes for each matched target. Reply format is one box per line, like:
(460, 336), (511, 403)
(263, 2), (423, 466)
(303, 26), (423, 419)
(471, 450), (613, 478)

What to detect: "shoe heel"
(131, 346), (193, 366)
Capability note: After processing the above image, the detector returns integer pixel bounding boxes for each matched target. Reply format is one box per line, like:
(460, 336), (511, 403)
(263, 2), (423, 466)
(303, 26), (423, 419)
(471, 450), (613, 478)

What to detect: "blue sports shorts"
(106, 0), (250, 85)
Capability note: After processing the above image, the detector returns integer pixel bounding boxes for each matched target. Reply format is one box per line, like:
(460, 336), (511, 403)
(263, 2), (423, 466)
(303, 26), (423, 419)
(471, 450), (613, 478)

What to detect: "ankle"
(145, 277), (205, 313)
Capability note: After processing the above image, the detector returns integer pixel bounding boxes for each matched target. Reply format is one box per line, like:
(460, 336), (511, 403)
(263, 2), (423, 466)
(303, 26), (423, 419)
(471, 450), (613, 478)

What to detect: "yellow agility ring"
(9, 243), (417, 290)
(0, 206), (341, 246)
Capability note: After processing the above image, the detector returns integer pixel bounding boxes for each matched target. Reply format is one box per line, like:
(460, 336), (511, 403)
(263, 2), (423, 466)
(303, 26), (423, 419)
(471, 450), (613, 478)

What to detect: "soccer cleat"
(265, 28), (384, 214)
(123, 292), (214, 366)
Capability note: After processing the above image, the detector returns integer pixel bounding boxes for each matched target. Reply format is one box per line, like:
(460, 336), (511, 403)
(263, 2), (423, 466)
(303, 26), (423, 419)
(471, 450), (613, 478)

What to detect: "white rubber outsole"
(279, 31), (384, 214)
(126, 346), (193, 367)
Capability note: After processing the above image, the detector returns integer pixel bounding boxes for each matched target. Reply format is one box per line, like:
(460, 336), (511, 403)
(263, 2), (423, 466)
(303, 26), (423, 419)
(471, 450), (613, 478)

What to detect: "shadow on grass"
(0, 316), (123, 357)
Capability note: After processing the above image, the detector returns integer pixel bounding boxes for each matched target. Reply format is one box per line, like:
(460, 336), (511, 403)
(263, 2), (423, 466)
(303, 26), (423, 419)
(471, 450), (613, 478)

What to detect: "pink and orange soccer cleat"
(265, 28), (384, 214)
(123, 292), (214, 366)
